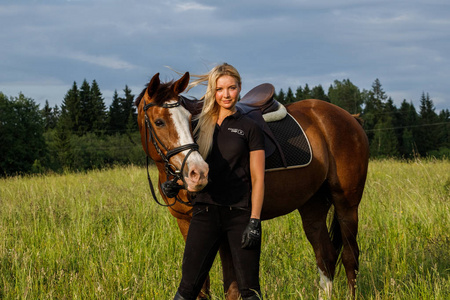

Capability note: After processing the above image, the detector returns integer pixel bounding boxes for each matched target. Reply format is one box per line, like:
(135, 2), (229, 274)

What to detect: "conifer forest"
(1, 77), (449, 176)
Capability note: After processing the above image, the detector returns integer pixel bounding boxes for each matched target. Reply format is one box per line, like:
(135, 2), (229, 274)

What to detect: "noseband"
(143, 97), (199, 207)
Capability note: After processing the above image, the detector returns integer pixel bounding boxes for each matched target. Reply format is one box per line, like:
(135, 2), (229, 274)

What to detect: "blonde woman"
(174, 63), (265, 300)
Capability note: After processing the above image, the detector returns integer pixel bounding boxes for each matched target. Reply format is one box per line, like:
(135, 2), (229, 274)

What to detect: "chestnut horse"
(135, 72), (369, 300)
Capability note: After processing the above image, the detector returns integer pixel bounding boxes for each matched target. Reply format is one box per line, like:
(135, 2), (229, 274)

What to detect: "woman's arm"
(249, 149), (265, 219)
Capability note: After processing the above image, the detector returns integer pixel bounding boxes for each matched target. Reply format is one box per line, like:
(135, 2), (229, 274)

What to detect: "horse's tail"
(329, 208), (343, 260)
(352, 113), (364, 126)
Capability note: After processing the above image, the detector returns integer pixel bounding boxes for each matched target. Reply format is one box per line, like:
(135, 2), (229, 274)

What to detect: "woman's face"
(215, 75), (241, 111)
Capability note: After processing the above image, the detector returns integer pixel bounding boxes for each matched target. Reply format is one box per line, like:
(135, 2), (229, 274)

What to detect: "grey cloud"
(0, 0), (449, 111)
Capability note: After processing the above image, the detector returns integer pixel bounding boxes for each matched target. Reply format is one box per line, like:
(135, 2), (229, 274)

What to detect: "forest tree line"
(1, 77), (449, 176)
(274, 78), (449, 159)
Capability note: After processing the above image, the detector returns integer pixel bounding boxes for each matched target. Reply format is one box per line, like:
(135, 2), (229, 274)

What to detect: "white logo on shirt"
(228, 128), (244, 135)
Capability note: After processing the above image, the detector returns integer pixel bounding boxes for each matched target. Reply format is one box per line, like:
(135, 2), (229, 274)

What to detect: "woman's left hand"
(241, 218), (262, 249)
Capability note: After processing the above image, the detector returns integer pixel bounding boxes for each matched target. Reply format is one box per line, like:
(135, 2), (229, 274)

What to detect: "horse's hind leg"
(330, 188), (361, 298)
(298, 186), (337, 300)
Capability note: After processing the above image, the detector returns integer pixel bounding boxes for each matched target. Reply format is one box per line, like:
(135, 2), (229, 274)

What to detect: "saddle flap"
(236, 104), (279, 161)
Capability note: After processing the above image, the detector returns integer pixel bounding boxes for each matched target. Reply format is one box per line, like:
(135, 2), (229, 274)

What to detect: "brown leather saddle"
(235, 84), (288, 167)
(238, 87), (312, 170)
(238, 83), (280, 114)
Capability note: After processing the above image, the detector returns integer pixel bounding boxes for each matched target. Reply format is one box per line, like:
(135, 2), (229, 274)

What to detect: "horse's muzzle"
(184, 158), (209, 192)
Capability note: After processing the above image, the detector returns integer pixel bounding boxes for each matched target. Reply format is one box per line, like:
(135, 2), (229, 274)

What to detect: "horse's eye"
(154, 119), (165, 127)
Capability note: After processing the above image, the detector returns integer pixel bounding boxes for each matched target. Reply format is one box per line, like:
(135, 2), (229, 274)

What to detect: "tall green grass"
(0, 160), (449, 299)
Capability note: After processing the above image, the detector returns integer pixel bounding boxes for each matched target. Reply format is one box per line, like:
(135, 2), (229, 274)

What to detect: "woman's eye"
(154, 119), (165, 127)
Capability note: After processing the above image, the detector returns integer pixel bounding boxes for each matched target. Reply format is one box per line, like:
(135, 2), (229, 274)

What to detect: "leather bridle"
(143, 97), (199, 207)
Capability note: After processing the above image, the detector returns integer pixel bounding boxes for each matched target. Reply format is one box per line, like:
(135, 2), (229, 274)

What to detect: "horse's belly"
(261, 167), (325, 220)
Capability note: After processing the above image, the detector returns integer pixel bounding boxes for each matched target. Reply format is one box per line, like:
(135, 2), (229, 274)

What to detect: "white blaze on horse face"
(318, 268), (333, 300)
(168, 101), (209, 192)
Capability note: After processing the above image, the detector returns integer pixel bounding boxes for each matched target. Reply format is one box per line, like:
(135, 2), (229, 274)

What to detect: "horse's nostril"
(189, 169), (200, 181)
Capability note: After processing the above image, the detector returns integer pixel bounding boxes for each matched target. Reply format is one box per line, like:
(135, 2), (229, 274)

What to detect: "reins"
(143, 97), (198, 207)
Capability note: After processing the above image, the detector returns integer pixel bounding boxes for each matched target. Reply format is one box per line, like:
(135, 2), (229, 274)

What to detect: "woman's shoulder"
(237, 112), (264, 131)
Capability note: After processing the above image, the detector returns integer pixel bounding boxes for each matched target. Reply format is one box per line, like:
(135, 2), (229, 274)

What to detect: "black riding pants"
(176, 204), (261, 299)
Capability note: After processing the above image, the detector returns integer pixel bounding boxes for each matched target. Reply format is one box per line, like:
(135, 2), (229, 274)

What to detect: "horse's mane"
(134, 80), (176, 107)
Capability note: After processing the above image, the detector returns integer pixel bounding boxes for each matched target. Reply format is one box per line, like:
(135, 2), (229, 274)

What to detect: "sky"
(1, 0), (449, 111)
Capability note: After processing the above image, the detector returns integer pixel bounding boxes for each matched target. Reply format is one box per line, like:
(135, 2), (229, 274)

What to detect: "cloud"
(65, 52), (137, 70)
(0, 0), (449, 112)
(175, 1), (215, 12)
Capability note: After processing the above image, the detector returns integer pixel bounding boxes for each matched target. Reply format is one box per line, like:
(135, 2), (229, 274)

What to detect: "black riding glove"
(241, 218), (262, 249)
(161, 180), (183, 198)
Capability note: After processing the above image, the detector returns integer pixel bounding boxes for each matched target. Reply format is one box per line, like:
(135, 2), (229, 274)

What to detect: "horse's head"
(135, 72), (208, 193)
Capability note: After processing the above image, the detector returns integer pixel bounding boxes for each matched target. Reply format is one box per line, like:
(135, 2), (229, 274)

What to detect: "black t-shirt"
(193, 109), (265, 208)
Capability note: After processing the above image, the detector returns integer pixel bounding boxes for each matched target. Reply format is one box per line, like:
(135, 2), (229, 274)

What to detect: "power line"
(365, 121), (449, 132)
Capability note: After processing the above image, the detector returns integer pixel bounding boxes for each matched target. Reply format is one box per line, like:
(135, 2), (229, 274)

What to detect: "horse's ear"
(173, 72), (190, 95)
(147, 73), (160, 98)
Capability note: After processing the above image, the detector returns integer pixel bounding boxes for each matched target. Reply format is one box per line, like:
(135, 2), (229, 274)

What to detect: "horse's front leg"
(219, 239), (240, 300)
(176, 218), (211, 299)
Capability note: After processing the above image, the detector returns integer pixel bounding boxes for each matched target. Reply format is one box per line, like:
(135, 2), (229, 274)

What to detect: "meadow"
(0, 160), (449, 299)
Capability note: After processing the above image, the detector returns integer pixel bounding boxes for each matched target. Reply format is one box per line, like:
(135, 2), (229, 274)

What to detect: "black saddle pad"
(265, 113), (312, 171)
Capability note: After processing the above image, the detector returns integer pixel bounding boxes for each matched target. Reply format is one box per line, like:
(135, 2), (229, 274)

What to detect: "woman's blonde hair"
(188, 63), (242, 158)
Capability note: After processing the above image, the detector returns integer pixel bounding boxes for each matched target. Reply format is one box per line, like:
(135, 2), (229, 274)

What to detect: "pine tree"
(295, 86), (303, 101)
(108, 90), (123, 134)
(41, 101), (60, 131)
(419, 93), (437, 122)
(311, 85), (329, 102)
(90, 80), (107, 133)
(56, 83), (80, 168)
(275, 89), (286, 105)
(54, 119), (73, 170)
(437, 109), (450, 150)
(399, 100), (418, 127)
(401, 128), (416, 158)
(370, 117), (399, 157)
(121, 85), (136, 131)
(372, 78), (388, 104)
(42, 100), (53, 131)
(328, 79), (362, 114)
(302, 84), (311, 100)
(52, 105), (60, 129)
(59, 81), (80, 134)
(78, 79), (92, 135)
(285, 87), (295, 104)
(107, 86), (136, 134)
(385, 97), (402, 150)
(398, 100), (419, 157)
(417, 92), (439, 155)
(362, 79), (389, 145)
(364, 78), (387, 115)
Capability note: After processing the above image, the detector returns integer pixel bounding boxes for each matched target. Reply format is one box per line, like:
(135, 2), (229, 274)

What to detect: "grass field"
(0, 160), (449, 299)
